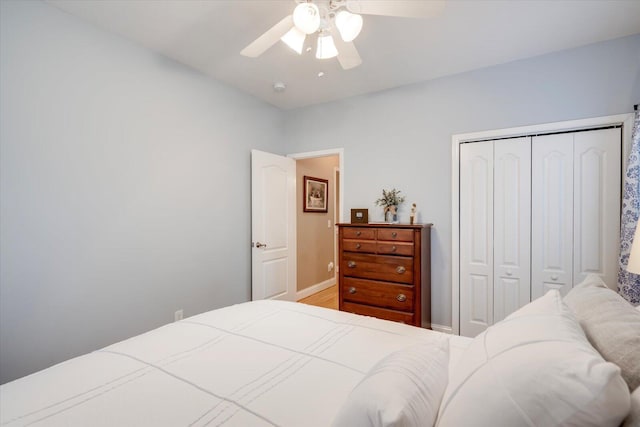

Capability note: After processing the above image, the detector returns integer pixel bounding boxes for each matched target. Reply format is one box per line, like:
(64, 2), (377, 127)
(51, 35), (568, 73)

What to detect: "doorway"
(289, 149), (344, 301)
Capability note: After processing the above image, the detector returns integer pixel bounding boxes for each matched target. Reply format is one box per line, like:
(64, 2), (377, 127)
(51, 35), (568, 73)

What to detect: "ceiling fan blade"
(336, 41), (362, 70)
(331, 21), (362, 70)
(240, 15), (294, 58)
(346, 0), (445, 18)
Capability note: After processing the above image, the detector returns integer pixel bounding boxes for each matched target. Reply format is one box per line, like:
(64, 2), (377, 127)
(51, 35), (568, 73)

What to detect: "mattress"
(0, 300), (471, 427)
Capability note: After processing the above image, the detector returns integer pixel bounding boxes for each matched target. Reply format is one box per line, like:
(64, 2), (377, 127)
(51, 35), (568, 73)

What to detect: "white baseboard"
(431, 324), (453, 334)
(296, 278), (336, 301)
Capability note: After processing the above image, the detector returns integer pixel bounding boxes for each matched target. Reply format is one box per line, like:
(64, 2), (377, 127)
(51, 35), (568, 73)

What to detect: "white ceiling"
(47, 0), (640, 110)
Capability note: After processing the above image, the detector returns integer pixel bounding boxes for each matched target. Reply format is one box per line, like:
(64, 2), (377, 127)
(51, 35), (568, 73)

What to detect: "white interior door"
(573, 128), (621, 289)
(531, 134), (574, 298)
(251, 150), (296, 301)
(493, 137), (531, 322)
(460, 141), (494, 337)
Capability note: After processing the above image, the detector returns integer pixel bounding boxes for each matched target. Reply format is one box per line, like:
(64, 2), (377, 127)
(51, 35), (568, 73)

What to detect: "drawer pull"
(356, 243), (361, 249)
(347, 261), (357, 268)
(391, 245), (397, 252)
(396, 294), (407, 302)
(348, 287), (357, 294)
(391, 232), (398, 238)
(551, 274), (559, 281)
(356, 231), (361, 236)
(396, 266), (406, 274)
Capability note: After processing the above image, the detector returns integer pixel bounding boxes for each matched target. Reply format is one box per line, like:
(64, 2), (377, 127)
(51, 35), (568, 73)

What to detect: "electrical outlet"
(174, 309), (183, 322)
(328, 261), (334, 272)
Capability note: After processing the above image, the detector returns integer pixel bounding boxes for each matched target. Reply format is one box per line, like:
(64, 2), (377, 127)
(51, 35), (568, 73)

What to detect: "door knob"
(255, 242), (267, 248)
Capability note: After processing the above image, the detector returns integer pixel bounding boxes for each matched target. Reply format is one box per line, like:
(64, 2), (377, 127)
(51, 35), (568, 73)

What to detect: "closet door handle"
(348, 287), (357, 294)
(396, 294), (407, 302)
(347, 261), (357, 268)
(396, 266), (406, 274)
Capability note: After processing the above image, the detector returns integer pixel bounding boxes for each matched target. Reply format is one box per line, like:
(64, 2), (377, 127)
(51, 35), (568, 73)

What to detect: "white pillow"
(623, 386), (640, 427)
(333, 339), (449, 427)
(436, 290), (630, 427)
(564, 273), (640, 390)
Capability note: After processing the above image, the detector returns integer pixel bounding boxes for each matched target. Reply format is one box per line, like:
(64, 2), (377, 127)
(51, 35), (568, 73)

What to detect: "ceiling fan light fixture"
(335, 10), (363, 42)
(316, 33), (338, 59)
(281, 27), (306, 54)
(293, 2), (321, 35)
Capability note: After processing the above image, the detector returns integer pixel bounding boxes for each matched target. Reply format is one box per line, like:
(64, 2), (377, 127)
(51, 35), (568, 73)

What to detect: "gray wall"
(283, 34), (640, 329)
(0, 0), (284, 384)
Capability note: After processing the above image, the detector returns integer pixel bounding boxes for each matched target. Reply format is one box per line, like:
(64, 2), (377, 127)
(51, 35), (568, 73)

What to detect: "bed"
(1, 274), (639, 427)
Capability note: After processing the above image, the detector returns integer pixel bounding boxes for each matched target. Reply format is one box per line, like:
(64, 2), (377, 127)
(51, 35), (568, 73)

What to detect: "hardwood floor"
(298, 285), (338, 310)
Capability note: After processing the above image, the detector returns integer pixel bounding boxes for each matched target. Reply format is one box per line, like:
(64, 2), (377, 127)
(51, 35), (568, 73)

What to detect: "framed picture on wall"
(303, 176), (328, 212)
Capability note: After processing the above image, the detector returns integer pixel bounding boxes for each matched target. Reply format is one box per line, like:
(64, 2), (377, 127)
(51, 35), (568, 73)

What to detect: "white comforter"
(0, 300), (459, 427)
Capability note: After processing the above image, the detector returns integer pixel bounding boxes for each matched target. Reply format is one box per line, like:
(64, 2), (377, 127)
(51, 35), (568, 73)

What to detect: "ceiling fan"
(240, 0), (445, 70)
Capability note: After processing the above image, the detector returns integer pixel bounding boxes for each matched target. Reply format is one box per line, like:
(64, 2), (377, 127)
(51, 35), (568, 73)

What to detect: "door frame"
(450, 113), (634, 335)
(288, 148), (344, 300)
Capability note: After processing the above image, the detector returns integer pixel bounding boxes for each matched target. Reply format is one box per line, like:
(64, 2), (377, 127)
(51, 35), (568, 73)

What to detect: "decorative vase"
(385, 205), (398, 223)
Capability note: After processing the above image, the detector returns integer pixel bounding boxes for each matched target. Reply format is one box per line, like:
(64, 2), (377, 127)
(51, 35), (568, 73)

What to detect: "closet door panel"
(493, 137), (531, 322)
(460, 141), (493, 337)
(573, 128), (621, 289)
(532, 134), (574, 298)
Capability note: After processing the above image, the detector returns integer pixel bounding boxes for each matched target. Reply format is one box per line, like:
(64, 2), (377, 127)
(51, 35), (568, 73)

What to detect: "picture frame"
(350, 208), (368, 223)
(303, 176), (328, 212)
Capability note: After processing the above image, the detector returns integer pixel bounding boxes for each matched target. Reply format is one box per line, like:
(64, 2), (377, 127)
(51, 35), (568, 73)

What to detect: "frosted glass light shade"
(316, 34), (338, 59)
(281, 27), (306, 54)
(335, 10), (363, 42)
(628, 222), (640, 274)
(293, 3), (320, 35)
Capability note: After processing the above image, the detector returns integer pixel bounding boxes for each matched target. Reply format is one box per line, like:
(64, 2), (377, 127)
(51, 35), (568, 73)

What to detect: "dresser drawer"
(377, 228), (414, 242)
(342, 240), (377, 253)
(342, 302), (415, 324)
(342, 227), (376, 240)
(341, 253), (413, 284)
(377, 241), (414, 256)
(342, 278), (414, 312)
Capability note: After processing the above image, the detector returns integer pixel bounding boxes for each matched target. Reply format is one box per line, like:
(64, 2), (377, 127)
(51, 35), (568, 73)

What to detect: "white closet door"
(460, 141), (493, 337)
(573, 128), (621, 289)
(493, 138), (531, 322)
(532, 134), (574, 298)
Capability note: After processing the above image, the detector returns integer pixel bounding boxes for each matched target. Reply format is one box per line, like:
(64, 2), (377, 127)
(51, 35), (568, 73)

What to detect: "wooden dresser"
(337, 223), (432, 328)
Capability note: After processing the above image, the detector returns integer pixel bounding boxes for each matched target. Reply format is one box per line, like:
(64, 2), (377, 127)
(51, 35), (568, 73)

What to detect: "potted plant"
(375, 188), (405, 223)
